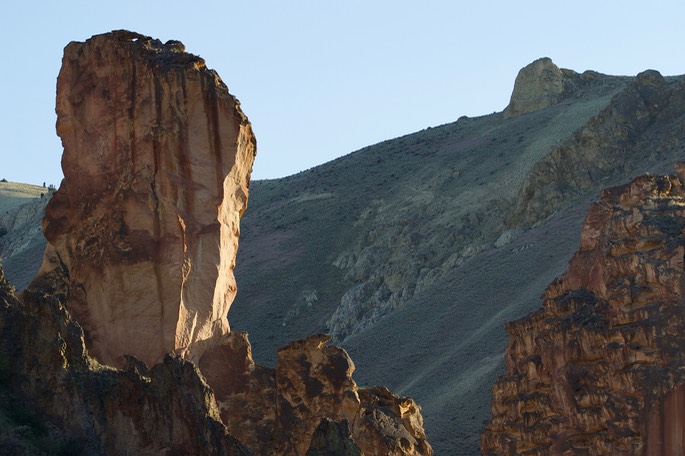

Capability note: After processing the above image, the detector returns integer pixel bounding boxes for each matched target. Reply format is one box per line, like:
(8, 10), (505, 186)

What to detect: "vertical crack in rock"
(151, 73), (166, 357)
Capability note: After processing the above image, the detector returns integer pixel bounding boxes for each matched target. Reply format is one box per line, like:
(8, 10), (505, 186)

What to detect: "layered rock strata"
(33, 30), (256, 368)
(482, 167), (685, 454)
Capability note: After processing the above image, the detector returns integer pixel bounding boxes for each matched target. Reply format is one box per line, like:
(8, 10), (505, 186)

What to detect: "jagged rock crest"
(482, 165), (685, 454)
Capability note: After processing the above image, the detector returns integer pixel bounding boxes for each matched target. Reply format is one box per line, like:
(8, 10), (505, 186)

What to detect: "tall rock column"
(33, 30), (256, 368)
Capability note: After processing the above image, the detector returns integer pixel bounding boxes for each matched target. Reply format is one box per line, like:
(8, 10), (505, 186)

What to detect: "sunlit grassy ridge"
(0, 182), (44, 214)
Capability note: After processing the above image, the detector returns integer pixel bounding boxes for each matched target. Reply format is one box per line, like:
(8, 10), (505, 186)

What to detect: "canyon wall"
(482, 166), (685, 455)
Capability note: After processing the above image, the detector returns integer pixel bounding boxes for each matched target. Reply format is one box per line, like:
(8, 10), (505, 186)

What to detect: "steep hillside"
(0, 182), (49, 290)
(233, 68), (630, 353)
(231, 62), (685, 454)
(0, 181), (45, 213)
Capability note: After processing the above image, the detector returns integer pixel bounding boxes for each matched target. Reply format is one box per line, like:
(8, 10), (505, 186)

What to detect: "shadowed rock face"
(33, 30), (256, 368)
(482, 166), (685, 455)
(0, 266), (251, 456)
(199, 333), (433, 456)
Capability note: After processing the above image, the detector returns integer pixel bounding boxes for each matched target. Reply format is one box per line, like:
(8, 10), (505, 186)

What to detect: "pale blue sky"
(2, 1), (684, 186)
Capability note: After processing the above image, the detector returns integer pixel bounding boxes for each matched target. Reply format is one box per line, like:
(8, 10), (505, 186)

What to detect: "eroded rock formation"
(198, 333), (432, 455)
(0, 266), (250, 455)
(33, 30), (256, 368)
(482, 167), (685, 454)
(504, 57), (579, 118)
(2, 30), (432, 455)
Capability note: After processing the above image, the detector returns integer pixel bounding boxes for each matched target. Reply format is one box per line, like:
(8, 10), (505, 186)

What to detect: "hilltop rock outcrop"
(508, 70), (685, 228)
(33, 30), (256, 368)
(482, 166), (685, 454)
(504, 57), (579, 118)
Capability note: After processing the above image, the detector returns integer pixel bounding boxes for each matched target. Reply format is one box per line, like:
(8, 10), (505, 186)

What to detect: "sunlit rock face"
(482, 166), (685, 454)
(504, 57), (578, 118)
(33, 30), (256, 368)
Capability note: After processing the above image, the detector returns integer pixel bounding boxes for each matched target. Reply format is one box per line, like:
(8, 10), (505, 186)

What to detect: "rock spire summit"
(33, 30), (257, 367)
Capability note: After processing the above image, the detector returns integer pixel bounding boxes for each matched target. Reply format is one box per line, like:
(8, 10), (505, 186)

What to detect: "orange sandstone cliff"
(482, 166), (685, 455)
(1, 31), (431, 455)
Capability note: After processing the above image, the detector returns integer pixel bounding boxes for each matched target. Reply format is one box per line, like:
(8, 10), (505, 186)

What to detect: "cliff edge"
(482, 164), (685, 454)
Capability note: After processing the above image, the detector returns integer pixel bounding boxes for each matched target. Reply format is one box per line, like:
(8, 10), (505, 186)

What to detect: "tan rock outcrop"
(482, 166), (685, 454)
(504, 57), (578, 118)
(32, 30), (256, 368)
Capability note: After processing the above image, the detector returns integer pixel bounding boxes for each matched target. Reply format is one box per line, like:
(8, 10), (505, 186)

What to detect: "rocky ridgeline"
(508, 69), (685, 229)
(0, 31), (431, 455)
(503, 57), (583, 118)
(326, 60), (685, 343)
(482, 166), (685, 454)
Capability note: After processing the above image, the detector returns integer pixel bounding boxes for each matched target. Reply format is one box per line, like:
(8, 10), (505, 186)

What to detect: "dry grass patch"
(0, 182), (45, 213)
